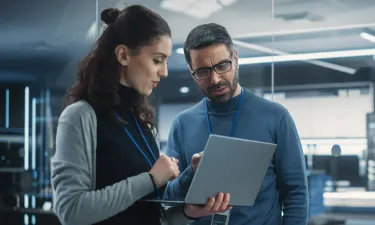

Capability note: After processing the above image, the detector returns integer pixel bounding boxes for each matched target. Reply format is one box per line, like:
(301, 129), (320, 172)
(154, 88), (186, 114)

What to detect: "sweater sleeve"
(163, 118), (195, 201)
(51, 105), (155, 225)
(275, 111), (309, 225)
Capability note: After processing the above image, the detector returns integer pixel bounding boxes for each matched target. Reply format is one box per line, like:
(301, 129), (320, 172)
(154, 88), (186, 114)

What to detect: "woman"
(51, 4), (231, 225)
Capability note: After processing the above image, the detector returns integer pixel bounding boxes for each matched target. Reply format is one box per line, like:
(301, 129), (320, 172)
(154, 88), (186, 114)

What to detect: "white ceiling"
(144, 0), (375, 70)
(136, 0), (375, 42)
(1, 0), (375, 84)
(2, 0), (374, 52)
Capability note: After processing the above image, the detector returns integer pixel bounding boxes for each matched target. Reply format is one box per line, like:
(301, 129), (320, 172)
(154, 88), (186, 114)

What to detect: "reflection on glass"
(264, 0), (375, 221)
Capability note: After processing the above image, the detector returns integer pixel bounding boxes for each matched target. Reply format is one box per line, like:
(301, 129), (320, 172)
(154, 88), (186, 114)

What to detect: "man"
(163, 23), (309, 225)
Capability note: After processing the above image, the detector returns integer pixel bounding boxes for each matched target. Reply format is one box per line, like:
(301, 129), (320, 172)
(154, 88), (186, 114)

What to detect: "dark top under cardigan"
(93, 85), (165, 225)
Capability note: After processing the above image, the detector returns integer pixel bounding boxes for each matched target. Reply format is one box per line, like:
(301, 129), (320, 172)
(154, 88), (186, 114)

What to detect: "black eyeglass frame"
(190, 53), (234, 80)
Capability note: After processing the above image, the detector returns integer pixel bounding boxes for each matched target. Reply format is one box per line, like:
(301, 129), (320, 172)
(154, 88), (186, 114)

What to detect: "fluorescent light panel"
(86, 21), (105, 41)
(24, 214), (29, 225)
(218, 0), (238, 6)
(160, 0), (239, 19)
(31, 195), (36, 208)
(360, 32), (375, 43)
(179, 87), (190, 93)
(238, 48), (375, 65)
(24, 87), (29, 171)
(5, 89), (9, 128)
(24, 194), (29, 208)
(86, 22), (96, 40)
(31, 215), (36, 225)
(176, 48), (184, 54)
(32, 98), (36, 170)
(232, 39), (356, 74)
(184, 0), (223, 19)
(160, 0), (197, 12)
(177, 47), (375, 65)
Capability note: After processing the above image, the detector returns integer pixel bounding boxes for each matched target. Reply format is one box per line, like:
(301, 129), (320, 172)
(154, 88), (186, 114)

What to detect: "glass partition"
(272, 0), (375, 220)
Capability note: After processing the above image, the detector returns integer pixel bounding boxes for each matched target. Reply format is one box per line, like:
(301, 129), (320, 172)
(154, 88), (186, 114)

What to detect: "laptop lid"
(184, 134), (277, 206)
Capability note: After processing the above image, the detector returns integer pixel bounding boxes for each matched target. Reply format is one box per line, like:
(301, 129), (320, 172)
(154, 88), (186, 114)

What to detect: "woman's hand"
(183, 193), (232, 219)
(149, 154), (179, 188)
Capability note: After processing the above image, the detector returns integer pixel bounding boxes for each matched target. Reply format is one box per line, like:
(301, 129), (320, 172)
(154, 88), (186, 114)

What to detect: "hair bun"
(101, 8), (120, 25)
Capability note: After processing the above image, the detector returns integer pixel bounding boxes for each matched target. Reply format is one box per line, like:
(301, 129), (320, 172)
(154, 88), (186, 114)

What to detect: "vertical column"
(366, 113), (375, 191)
(95, 0), (99, 39)
(32, 98), (36, 171)
(367, 73), (375, 191)
(38, 90), (45, 193)
(44, 89), (51, 194)
(24, 86), (29, 171)
(24, 86), (30, 225)
(5, 89), (9, 128)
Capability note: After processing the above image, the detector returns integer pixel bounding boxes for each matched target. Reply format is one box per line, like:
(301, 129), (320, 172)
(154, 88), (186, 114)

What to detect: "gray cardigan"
(51, 100), (192, 225)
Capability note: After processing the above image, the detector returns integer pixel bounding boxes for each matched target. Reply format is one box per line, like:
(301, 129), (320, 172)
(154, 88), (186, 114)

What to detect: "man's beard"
(201, 66), (239, 104)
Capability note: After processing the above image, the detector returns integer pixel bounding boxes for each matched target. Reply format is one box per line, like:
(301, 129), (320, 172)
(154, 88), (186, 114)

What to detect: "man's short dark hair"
(183, 23), (233, 68)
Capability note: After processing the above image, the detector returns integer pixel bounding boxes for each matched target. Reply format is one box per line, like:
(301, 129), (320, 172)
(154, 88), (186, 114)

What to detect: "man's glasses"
(191, 57), (233, 80)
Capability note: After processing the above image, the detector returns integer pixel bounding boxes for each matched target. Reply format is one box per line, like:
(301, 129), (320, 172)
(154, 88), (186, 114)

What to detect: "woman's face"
(115, 35), (172, 96)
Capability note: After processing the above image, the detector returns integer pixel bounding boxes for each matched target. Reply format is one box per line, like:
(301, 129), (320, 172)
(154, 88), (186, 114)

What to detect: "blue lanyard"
(204, 88), (244, 136)
(114, 112), (161, 198)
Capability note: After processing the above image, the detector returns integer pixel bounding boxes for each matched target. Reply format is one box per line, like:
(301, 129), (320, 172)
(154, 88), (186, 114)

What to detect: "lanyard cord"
(115, 112), (161, 198)
(204, 88), (244, 137)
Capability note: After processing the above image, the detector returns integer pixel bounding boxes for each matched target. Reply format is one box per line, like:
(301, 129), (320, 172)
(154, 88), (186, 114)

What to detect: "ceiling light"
(184, 0), (223, 19)
(43, 202), (52, 211)
(160, 0), (238, 20)
(360, 32), (375, 43)
(233, 39), (356, 74)
(86, 21), (104, 41)
(238, 48), (375, 65)
(179, 87), (190, 94)
(86, 21), (97, 40)
(160, 0), (197, 13)
(217, 0), (239, 6)
(176, 48), (184, 54)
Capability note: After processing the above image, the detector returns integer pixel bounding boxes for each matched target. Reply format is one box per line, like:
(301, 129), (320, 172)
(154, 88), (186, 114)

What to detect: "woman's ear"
(115, 45), (129, 66)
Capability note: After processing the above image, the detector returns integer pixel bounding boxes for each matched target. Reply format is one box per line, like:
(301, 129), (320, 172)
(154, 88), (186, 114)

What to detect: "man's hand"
(192, 151), (203, 172)
(183, 193), (232, 219)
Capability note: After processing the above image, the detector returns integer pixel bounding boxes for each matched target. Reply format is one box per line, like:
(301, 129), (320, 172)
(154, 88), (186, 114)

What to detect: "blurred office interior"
(1, 0), (375, 224)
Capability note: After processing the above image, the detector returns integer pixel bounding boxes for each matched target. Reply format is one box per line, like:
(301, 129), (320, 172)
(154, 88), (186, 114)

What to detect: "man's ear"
(233, 50), (239, 64)
(115, 45), (129, 66)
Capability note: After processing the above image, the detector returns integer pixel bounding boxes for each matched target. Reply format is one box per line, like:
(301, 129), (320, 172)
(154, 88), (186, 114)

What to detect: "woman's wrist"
(148, 173), (157, 191)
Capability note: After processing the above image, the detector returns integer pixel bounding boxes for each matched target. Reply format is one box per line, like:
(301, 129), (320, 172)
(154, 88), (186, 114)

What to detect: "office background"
(1, 0), (375, 224)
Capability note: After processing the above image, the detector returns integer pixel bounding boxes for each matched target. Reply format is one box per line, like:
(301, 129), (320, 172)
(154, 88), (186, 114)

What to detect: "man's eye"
(153, 59), (162, 64)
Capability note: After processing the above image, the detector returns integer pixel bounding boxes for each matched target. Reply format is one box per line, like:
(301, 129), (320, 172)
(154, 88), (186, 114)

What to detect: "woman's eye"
(153, 59), (162, 64)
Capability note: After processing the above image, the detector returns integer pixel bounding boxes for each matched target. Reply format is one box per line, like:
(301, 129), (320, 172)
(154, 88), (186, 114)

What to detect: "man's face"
(189, 44), (239, 103)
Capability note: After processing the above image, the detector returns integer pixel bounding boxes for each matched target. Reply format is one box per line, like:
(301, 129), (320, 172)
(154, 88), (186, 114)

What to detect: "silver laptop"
(142, 134), (277, 206)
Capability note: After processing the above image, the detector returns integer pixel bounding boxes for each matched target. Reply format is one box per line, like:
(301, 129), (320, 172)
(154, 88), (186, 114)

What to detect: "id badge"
(211, 210), (230, 225)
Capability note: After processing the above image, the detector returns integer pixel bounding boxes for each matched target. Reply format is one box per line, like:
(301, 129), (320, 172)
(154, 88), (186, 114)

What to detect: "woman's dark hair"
(63, 5), (171, 129)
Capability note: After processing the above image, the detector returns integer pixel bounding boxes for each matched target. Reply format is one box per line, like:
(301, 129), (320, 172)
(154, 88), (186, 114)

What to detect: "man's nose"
(209, 70), (221, 84)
